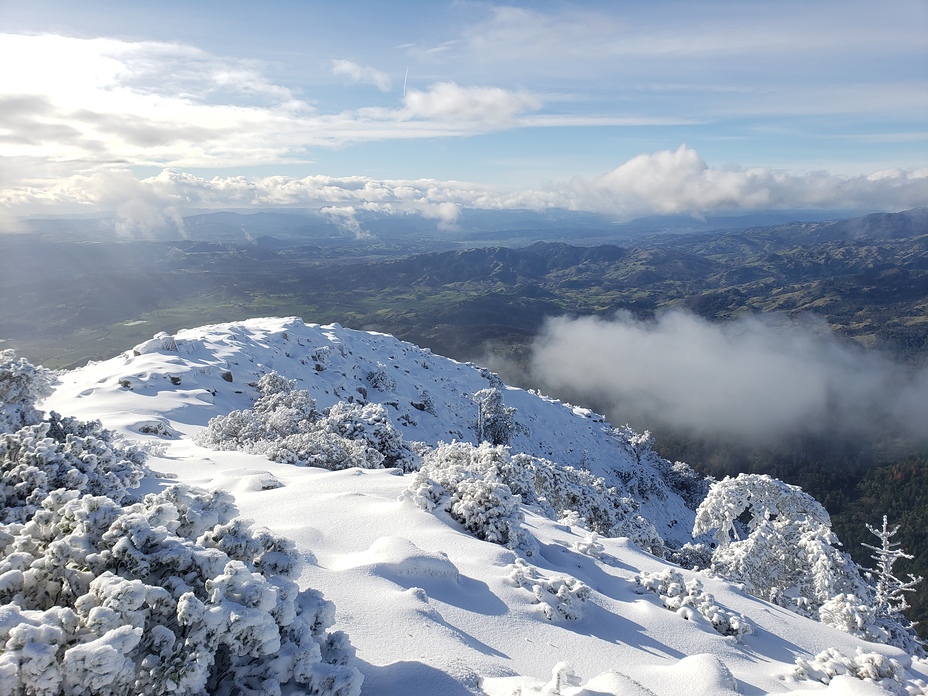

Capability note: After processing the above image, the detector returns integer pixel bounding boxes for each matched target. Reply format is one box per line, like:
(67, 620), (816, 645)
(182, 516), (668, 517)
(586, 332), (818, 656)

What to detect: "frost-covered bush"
(0, 351), (53, 434)
(507, 558), (591, 621)
(666, 542), (714, 571)
(693, 474), (866, 621)
(501, 452), (662, 552)
(408, 441), (664, 555)
(656, 460), (712, 511)
(197, 371), (418, 471)
(572, 531), (605, 559)
(0, 411), (146, 525)
(408, 442), (536, 555)
(0, 484), (362, 695)
(635, 568), (752, 639)
(793, 647), (909, 693)
(0, 360), (362, 695)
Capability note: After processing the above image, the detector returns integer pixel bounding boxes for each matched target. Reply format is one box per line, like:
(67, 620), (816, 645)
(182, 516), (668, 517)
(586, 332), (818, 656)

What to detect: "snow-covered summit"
(48, 316), (696, 546)
(29, 318), (928, 694)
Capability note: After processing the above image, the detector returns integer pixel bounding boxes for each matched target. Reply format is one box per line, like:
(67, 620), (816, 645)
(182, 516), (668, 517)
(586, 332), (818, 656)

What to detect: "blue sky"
(1, 0), (926, 228)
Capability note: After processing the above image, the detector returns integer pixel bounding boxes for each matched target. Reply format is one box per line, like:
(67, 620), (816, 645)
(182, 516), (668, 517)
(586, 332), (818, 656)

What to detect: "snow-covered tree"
(860, 516), (924, 656)
(693, 474), (865, 620)
(473, 388), (521, 446)
(0, 350), (53, 433)
(864, 516), (922, 617)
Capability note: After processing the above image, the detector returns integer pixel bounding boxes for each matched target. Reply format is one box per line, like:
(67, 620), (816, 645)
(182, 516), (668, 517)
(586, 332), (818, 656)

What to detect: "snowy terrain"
(32, 317), (928, 694)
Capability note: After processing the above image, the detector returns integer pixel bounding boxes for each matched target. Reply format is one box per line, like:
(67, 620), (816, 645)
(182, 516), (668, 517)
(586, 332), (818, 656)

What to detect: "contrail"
(403, 66), (408, 97)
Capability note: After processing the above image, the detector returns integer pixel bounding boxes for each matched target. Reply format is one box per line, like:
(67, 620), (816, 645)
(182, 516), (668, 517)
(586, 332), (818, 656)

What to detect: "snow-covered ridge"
(49, 316), (696, 546)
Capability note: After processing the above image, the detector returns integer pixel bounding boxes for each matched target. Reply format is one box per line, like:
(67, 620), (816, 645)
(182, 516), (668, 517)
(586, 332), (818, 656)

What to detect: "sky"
(1, 0), (927, 227)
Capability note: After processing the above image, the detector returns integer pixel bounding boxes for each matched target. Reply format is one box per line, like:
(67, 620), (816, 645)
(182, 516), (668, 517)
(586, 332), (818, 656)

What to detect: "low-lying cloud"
(529, 311), (928, 445)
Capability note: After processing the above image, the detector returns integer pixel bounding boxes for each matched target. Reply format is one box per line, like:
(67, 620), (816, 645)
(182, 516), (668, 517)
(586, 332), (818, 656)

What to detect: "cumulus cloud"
(529, 311), (928, 444)
(567, 145), (928, 217)
(330, 59), (392, 92)
(402, 82), (541, 126)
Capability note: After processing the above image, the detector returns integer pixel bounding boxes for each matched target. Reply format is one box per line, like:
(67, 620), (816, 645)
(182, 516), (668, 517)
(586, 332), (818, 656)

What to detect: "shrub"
(0, 485), (363, 695)
(635, 568), (752, 639)
(197, 371), (418, 472)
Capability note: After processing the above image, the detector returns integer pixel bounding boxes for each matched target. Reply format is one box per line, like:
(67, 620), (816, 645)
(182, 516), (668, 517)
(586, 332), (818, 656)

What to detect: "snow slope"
(42, 317), (928, 694)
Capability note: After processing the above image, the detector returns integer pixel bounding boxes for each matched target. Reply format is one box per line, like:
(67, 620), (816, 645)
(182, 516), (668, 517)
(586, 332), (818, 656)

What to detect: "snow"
(35, 317), (928, 694)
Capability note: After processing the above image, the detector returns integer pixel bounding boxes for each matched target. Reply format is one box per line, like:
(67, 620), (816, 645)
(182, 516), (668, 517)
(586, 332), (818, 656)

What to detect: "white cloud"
(330, 59), (392, 92)
(0, 33), (550, 189)
(3, 147), (927, 226)
(566, 146), (928, 217)
(403, 82), (540, 126)
(530, 311), (928, 444)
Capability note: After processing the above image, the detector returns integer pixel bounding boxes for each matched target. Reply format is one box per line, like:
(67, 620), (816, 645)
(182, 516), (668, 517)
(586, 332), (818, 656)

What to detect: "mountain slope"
(38, 318), (928, 694)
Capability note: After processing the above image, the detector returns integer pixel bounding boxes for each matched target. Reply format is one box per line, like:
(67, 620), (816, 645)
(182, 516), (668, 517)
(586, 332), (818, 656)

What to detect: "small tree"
(473, 388), (520, 446)
(864, 516), (922, 615)
(861, 515), (925, 656)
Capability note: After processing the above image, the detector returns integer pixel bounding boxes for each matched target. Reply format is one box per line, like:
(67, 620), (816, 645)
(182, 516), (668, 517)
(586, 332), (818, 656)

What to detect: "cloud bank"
(4, 147), (925, 230)
(529, 311), (928, 445)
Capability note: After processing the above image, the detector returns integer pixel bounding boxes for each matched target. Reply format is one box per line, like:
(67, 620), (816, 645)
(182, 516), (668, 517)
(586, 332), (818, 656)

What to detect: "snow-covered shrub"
(607, 426), (678, 503)
(315, 402), (418, 471)
(503, 452), (663, 553)
(365, 362), (396, 392)
(666, 543), (714, 571)
(197, 371), (418, 471)
(0, 483), (362, 695)
(408, 441), (663, 555)
(693, 474), (866, 621)
(818, 593), (877, 636)
(449, 477), (526, 548)
(656, 460), (712, 511)
(793, 647), (909, 693)
(0, 351), (53, 433)
(635, 568), (752, 640)
(507, 558), (591, 622)
(573, 531), (605, 559)
(408, 441), (536, 555)
(0, 411), (146, 524)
